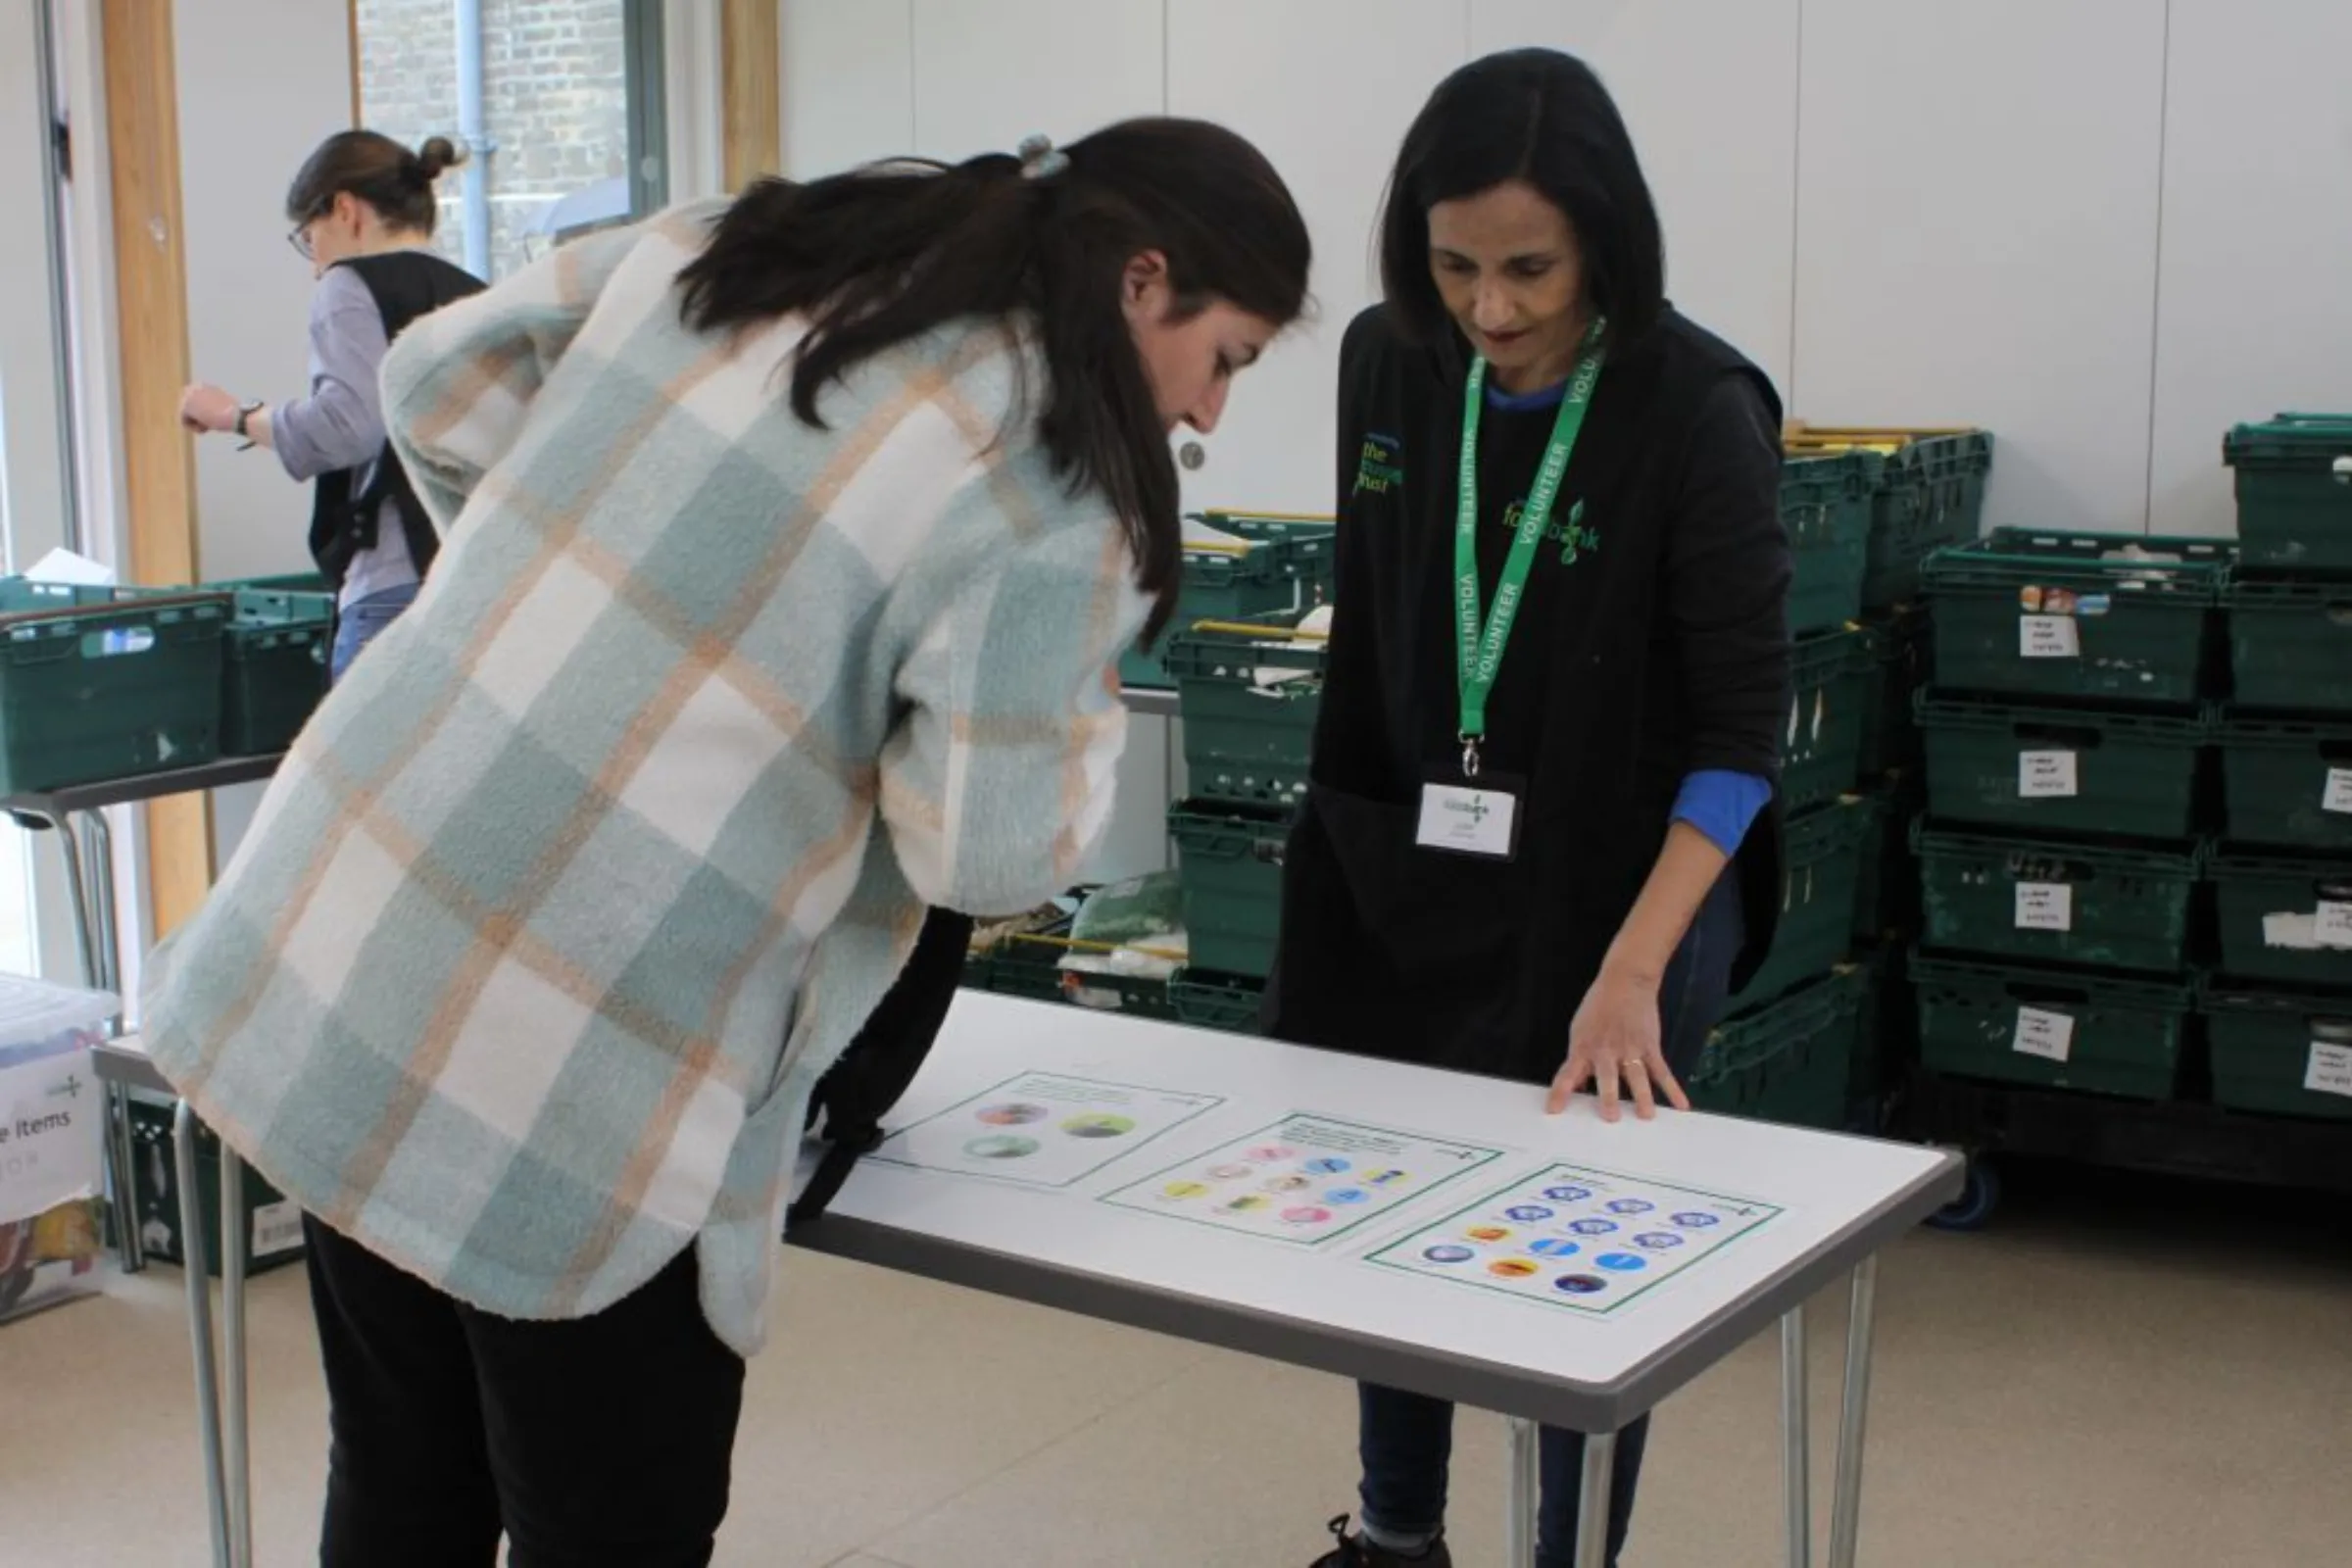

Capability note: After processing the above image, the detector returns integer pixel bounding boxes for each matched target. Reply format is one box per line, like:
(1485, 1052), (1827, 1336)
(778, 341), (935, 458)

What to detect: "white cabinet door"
(1469, 1), (1801, 396)
(1794, 0), (2166, 535)
(912, 0), (1164, 162)
(1166, 0), (1473, 517)
(2148, 0), (2352, 538)
(781, 0), (916, 178)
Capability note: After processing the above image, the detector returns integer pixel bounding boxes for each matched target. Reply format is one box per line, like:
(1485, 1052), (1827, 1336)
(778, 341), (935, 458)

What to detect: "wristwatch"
(231, 399), (265, 443)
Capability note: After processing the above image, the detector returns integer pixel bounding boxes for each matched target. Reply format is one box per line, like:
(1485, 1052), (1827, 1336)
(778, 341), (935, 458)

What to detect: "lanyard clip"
(1459, 733), (1483, 780)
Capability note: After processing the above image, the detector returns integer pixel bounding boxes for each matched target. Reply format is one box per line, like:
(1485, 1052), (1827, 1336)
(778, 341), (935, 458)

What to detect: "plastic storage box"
(2224, 414), (2352, 573)
(1167, 802), (1290, 980)
(1914, 826), (2201, 974)
(1781, 626), (1873, 810)
(1165, 612), (1325, 810)
(1857, 607), (1932, 781)
(0, 590), (231, 795)
(1689, 966), (1867, 1129)
(1919, 530), (2227, 708)
(1915, 694), (2208, 840)
(1912, 953), (2191, 1100)
(220, 588), (334, 756)
(1780, 452), (1880, 634)
(123, 1092), (306, 1279)
(2223, 578), (2352, 715)
(2205, 850), (2352, 989)
(2217, 715), (2352, 852)
(1171, 969), (1266, 1035)
(2201, 982), (2352, 1122)
(1725, 797), (1874, 1010)
(1122, 513), (1336, 689)
(1785, 424), (1995, 608)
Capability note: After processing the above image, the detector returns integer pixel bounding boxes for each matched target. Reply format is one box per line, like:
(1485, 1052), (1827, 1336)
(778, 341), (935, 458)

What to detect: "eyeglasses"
(287, 223), (316, 262)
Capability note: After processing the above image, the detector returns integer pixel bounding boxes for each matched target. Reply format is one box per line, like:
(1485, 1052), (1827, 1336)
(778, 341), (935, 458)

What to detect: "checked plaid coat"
(141, 203), (1148, 1352)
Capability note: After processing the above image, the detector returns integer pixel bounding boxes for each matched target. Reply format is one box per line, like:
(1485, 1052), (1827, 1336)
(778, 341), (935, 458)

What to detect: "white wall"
(172, 0), (356, 863)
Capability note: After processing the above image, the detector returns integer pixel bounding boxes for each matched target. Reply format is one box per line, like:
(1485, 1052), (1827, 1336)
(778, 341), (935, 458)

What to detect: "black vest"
(309, 251), (486, 588)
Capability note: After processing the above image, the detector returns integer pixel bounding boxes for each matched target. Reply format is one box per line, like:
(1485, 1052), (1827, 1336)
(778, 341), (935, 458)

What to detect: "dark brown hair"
(677, 118), (1312, 641)
(284, 130), (466, 235)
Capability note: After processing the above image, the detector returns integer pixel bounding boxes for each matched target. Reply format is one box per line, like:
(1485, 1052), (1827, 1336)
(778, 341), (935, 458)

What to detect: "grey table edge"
(789, 1146), (1963, 1436)
(0, 753), (287, 820)
(1116, 685), (1181, 719)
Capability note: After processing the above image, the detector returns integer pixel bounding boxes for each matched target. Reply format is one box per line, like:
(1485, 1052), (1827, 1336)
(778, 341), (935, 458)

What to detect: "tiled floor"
(4, 1161), (2349, 1566)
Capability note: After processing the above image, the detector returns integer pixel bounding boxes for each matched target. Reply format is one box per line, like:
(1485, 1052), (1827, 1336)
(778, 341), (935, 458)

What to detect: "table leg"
(1506, 1415), (1540, 1568)
(174, 1100), (233, 1568)
(220, 1142), (254, 1568)
(80, 808), (121, 997)
(1783, 1303), (1811, 1568)
(1828, 1255), (1881, 1568)
(107, 1080), (146, 1271)
(1571, 1430), (1617, 1568)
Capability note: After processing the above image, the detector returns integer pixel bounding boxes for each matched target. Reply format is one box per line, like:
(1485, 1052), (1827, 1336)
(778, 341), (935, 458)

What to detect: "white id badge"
(1417, 778), (1522, 860)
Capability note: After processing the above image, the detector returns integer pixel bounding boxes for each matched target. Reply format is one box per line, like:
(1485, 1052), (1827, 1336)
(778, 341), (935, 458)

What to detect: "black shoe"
(1308, 1515), (1454, 1568)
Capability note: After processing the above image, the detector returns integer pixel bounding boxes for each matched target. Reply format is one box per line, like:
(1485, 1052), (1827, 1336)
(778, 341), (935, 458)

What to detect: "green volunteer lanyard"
(1454, 320), (1606, 778)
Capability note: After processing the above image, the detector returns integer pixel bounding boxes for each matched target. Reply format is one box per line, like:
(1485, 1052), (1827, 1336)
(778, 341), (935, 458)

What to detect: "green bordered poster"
(869, 1072), (1226, 1189)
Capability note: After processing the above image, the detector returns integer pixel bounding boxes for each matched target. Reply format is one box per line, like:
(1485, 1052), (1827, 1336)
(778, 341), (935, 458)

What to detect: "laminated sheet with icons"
(1099, 1114), (1503, 1246)
(1367, 1162), (1783, 1314)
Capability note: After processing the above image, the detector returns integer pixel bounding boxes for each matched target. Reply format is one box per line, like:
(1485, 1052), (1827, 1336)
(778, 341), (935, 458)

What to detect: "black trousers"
(303, 1216), (745, 1567)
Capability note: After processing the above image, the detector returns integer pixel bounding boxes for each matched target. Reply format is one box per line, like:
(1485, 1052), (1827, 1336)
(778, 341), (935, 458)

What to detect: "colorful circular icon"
(1264, 1175), (1312, 1193)
(1595, 1253), (1647, 1272)
(1530, 1238), (1582, 1258)
(1367, 1169), (1411, 1187)
(1553, 1274), (1609, 1296)
(1224, 1195), (1269, 1212)
(1467, 1225), (1513, 1244)
(1283, 1206), (1335, 1227)
(1544, 1185), (1593, 1203)
(1489, 1258), (1542, 1280)
(1570, 1218), (1619, 1236)
(1162, 1181), (1210, 1200)
(963, 1135), (1039, 1159)
(1326, 1188), (1371, 1205)
(1635, 1232), (1686, 1251)
(1672, 1211), (1721, 1229)
(1606, 1199), (1655, 1215)
(1423, 1245), (1476, 1265)
(1505, 1204), (1555, 1223)
(976, 1102), (1048, 1126)
(1248, 1146), (1299, 1163)
(1209, 1164), (1257, 1182)
(1062, 1113), (1136, 1139)
(1302, 1157), (1353, 1176)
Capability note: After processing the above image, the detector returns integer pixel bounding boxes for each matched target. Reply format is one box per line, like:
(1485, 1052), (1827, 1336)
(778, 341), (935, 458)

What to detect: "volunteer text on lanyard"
(1415, 321), (1606, 861)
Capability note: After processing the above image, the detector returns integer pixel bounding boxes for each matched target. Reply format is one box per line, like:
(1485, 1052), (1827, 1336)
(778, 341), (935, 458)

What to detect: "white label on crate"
(2013, 1006), (2077, 1063)
(2304, 1044), (2352, 1101)
(2016, 882), (2075, 932)
(2263, 912), (2324, 951)
(2018, 750), (2080, 799)
(2317, 902), (2352, 950)
(251, 1200), (304, 1257)
(2325, 767), (2352, 815)
(2020, 614), (2081, 659)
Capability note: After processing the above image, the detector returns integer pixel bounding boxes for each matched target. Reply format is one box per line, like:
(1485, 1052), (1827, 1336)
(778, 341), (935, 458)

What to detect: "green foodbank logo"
(1446, 794), (1493, 823)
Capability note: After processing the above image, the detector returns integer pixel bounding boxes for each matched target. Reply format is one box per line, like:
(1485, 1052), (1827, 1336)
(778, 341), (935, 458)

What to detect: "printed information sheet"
(1100, 1114), (1503, 1246)
(870, 1072), (1224, 1189)
(1367, 1162), (1783, 1314)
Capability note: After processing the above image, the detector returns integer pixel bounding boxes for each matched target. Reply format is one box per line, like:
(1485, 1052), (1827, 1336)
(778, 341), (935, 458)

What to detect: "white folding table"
(98, 992), (1958, 1568)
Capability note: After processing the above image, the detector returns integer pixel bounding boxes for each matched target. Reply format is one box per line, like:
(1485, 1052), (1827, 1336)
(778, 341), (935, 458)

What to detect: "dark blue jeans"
(330, 581), (419, 685)
(1357, 871), (1746, 1568)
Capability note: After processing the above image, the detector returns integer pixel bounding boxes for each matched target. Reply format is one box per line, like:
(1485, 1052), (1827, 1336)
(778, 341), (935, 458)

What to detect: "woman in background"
(180, 130), (483, 680)
(1271, 50), (1791, 1568)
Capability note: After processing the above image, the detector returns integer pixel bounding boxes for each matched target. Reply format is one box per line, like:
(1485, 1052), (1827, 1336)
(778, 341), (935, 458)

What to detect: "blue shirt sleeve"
(1672, 769), (1773, 857)
(273, 267), (391, 483)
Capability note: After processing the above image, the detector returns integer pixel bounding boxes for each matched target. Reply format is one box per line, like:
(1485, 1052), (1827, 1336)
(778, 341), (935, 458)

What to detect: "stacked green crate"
(1121, 513), (1335, 690)
(1911, 530), (2229, 1100)
(2206, 416), (2352, 1110)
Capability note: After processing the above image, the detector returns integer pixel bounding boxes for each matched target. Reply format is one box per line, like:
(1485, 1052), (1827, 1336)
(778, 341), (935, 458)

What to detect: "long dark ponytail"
(677, 119), (1310, 639)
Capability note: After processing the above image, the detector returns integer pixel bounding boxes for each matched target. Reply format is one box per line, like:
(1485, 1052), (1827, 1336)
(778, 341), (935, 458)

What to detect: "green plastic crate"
(1781, 452), (1878, 634)
(220, 590), (334, 756)
(1781, 626), (1873, 809)
(1120, 513), (1337, 688)
(1061, 966), (1179, 1019)
(2207, 850), (2352, 990)
(214, 571), (333, 595)
(1788, 427), (1995, 607)
(1166, 612), (1324, 810)
(1857, 607), (1932, 781)
(2200, 982), (2352, 1122)
(0, 591), (230, 796)
(2218, 715), (2352, 852)
(1726, 797), (1874, 1009)
(1911, 953), (2190, 1100)
(1167, 802), (1289, 980)
(1914, 825), (2200, 974)
(1690, 967), (1866, 1129)
(2224, 579), (2352, 715)
(1171, 969), (1265, 1035)
(1920, 530), (2227, 708)
(1915, 695), (2207, 839)
(1852, 784), (1921, 945)
(2224, 414), (2352, 573)
(124, 1093), (305, 1278)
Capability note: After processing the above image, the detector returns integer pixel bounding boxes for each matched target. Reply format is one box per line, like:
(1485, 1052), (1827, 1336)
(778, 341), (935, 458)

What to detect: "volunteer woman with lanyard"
(1273, 50), (1791, 1568)
(181, 130), (483, 682)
